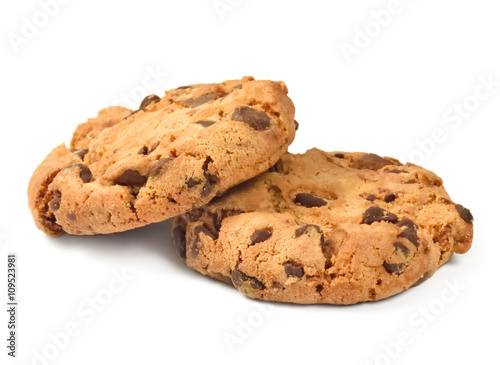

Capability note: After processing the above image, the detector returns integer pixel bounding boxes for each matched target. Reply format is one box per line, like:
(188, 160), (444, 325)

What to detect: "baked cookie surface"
(28, 77), (296, 235)
(172, 149), (473, 304)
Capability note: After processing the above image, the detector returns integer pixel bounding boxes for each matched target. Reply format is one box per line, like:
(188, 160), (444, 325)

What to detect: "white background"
(0, 1), (498, 364)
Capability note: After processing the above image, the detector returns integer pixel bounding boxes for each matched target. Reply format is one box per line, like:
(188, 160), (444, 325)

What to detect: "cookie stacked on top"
(28, 77), (473, 304)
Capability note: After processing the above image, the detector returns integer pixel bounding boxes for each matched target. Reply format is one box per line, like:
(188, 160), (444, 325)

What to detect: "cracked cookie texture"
(172, 149), (473, 304)
(28, 77), (296, 235)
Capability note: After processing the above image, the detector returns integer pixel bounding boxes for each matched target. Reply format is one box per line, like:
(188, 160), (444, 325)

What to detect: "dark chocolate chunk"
(284, 262), (305, 277)
(193, 225), (218, 241)
(334, 153), (345, 159)
(190, 225), (218, 258)
(172, 225), (187, 259)
(249, 278), (266, 290)
(412, 272), (430, 287)
(384, 193), (396, 203)
(202, 175), (218, 197)
(294, 120), (299, 130)
(393, 242), (410, 256)
(250, 229), (272, 244)
(294, 193), (327, 208)
(362, 206), (398, 224)
(267, 164), (279, 173)
(201, 157), (218, 197)
(295, 224), (322, 237)
(71, 148), (89, 160)
(49, 190), (62, 211)
(186, 178), (202, 187)
(67, 213), (76, 221)
(214, 209), (244, 231)
(397, 219), (419, 247)
(184, 93), (221, 107)
(383, 261), (406, 275)
(315, 284), (324, 293)
(139, 94), (160, 110)
(455, 204), (473, 223)
(194, 120), (215, 127)
(115, 169), (147, 187)
(231, 269), (247, 287)
(64, 163), (92, 183)
(352, 153), (393, 171)
(138, 146), (148, 155)
(231, 269), (265, 290)
(150, 158), (175, 178)
(366, 194), (376, 201)
(176, 85), (191, 90)
(231, 106), (271, 131)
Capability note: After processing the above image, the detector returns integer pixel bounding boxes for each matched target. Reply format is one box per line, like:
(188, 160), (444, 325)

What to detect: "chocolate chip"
(184, 93), (221, 108)
(384, 193), (396, 203)
(334, 153), (345, 159)
(64, 163), (92, 183)
(176, 85), (191, 90)
(172, 225), (187, 259)
(383, 261), (406, 275)
(150, 158), (175, 178)
(190, 225), (218, 258)
(455, 204), (473, 223)
(231, 269), (265, 289)
(139, 94), (160, 110)
(194, 121), (215, 127)
(412, 272), (430, 287)
(316, 284), (324, 293)
(352, 153), (393, 171)
(71, 148), (89, 160)
(294, 193), (327, 208)
(386, 170), (407, 174)
(231, 269), (247, 287)
(397, 219), (419, 247)
(214, 209), (244, 231)
(137, 146), (148, 155)
(67, 213), (76, 221)
(366, 194), (376, 201)
(202, 175), (218, 197)
(115, 169), (147, 187)
(362, 206), (398, 224)
(201, 157), (218, 197)
(284, 262), (305, 277)
(394, 242), (410, 255)
(267, 164), (279, 173)
(249, 278), (265, 290)
(186, 178), (202, 187)
(49, 190), (61, 211)
(250, 229), (272, 244)
(295, 224), (322, 237)
(294, 120), (299, 130)
(231, 106), (271, 131)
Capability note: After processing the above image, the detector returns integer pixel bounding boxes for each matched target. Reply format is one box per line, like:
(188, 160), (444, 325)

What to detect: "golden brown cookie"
(28, 77), (296, 235)
(172, 149), (473, 304)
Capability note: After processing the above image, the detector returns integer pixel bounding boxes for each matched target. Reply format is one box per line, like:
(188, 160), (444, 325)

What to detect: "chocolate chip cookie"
(28, 77), (296, 235)
(172, 149), (473, 304)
